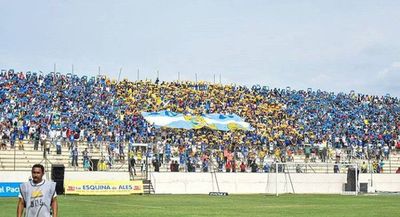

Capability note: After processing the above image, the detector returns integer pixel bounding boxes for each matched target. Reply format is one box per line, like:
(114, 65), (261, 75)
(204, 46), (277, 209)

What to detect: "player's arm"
(51, 197), (58, 217)
(16, 197), (25, 217)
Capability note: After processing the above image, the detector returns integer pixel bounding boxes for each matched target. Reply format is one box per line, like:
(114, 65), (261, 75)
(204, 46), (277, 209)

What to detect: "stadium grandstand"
(3, 1), (400, 216)
(1, 69), (400, 179)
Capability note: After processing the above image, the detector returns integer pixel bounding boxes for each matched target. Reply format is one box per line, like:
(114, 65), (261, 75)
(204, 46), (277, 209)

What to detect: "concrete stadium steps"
(0, 141), (131, 172)
(289, 154), (400, 174)
(147, 153), (400, 174)
(1, 141), (400, 174)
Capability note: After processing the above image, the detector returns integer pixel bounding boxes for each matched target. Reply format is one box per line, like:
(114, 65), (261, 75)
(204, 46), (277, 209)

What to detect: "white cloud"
(378, 61), (400, 78)
(379, 62), (400, 80)
(363, 61), (400, 96)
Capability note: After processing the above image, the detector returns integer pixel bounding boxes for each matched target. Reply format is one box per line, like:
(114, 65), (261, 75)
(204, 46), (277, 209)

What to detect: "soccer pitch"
(1, 194), (399, 217)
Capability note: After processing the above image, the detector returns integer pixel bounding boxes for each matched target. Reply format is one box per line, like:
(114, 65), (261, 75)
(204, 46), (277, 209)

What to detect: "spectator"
(225, 161), (232, 172)
(170, 160), (175, 172)
(0, 139), (6, 150)
(335, 148), (341, 163)
(378, 159), (385, 173)
(129, 156), (136, 176)
(240, 162), (246, 172)
(40, 133), (47, 152)
(141, 160), (146, 173)
(128, 149), (136, 175)
(250, 160), (258, 173)
(231, 161), (237, 173)
(33, 132), (40, 151)
(18, 130), (24, 150)
(361, 162), (368, 173)
(98, 156), (108, 171)
(44, 138), (50, 155)
(153, 159), (161, 172)
(333, 162), (340, 173)
(10, 129), (16, 149)
(55, 137), (62, 155)
(173, 160), (179, 172)
(202, 159), (209, 172)
(372, 160), (378, 173)
(296, 164), (302, 173)
(82, 148), (90, 171)
(71, 145), (78, 167)
(263, 163), (270, 173)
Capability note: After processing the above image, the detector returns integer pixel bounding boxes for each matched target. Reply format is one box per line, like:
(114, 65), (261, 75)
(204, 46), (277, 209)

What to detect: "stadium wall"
(1, 171), (399, 194)
(0, 171), (129, 182)
(150, 173), (400, 194)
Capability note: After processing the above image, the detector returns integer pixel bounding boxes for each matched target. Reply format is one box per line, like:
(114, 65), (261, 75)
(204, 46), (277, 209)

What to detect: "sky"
(1, 0), (400, 96)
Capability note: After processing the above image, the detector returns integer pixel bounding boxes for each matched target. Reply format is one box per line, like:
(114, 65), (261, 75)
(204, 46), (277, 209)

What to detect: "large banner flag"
(141, 110), (253, 131)
(64, 180), (143, 195)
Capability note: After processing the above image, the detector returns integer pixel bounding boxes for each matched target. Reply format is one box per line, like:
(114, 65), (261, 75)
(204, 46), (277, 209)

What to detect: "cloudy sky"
(1, 0), (400, 96)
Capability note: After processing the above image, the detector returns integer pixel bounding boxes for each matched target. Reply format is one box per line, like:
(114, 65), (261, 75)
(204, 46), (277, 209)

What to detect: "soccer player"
(17, 164), (58, 217)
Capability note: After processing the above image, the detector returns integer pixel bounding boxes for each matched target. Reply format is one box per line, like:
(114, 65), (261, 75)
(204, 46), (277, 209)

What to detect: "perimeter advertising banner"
(64, 180), (143, 195)
(0, 182), (22, 197)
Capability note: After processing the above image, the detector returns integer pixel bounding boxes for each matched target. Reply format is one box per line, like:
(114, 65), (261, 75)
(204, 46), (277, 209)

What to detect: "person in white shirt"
(17, 164), (58, 217)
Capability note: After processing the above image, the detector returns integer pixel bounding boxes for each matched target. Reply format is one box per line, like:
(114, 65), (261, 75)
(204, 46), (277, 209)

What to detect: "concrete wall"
(1, 171), (399, 194)
(0, 171), (129, 182)
(0, 171), (31, 182)
(150, 172), (400, 194)
(359, 174), (400, 192)
(65, 172), (129, 181)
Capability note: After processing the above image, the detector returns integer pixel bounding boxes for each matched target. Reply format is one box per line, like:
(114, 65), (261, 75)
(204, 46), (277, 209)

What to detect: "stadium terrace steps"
(1, 141), (399, 174)
(142, 179), (155, 194)
(148, 154), (400, 174)
(0, 141), (130, 172)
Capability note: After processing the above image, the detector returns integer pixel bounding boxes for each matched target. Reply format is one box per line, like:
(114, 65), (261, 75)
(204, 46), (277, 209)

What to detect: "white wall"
(2, 171), (399, 194)
(0, 171), (31, 182)
(0, 171), (129, 182)
(150, 172), (400, 194)
(65, 172), (129, 181)
(359, 174), (400, 192)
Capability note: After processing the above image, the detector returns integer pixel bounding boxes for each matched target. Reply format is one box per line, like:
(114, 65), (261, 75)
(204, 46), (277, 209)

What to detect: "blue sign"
(0, 182), (21, 197)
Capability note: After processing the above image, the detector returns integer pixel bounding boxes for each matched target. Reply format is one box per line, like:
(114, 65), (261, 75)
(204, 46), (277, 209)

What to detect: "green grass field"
(1, 194), (399, 217)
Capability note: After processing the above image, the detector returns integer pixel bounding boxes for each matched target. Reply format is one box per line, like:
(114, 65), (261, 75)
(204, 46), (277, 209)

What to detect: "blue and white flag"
(141, 110), (253, 131)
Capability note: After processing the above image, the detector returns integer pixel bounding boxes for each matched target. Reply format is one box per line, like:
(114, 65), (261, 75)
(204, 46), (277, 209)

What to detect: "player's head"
(31, 164), (45, 183)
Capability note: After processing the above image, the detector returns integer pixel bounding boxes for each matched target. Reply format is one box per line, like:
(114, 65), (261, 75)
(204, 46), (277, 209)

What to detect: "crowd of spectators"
(1, 70), (400, 173)
(0, 69), (126, 168)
